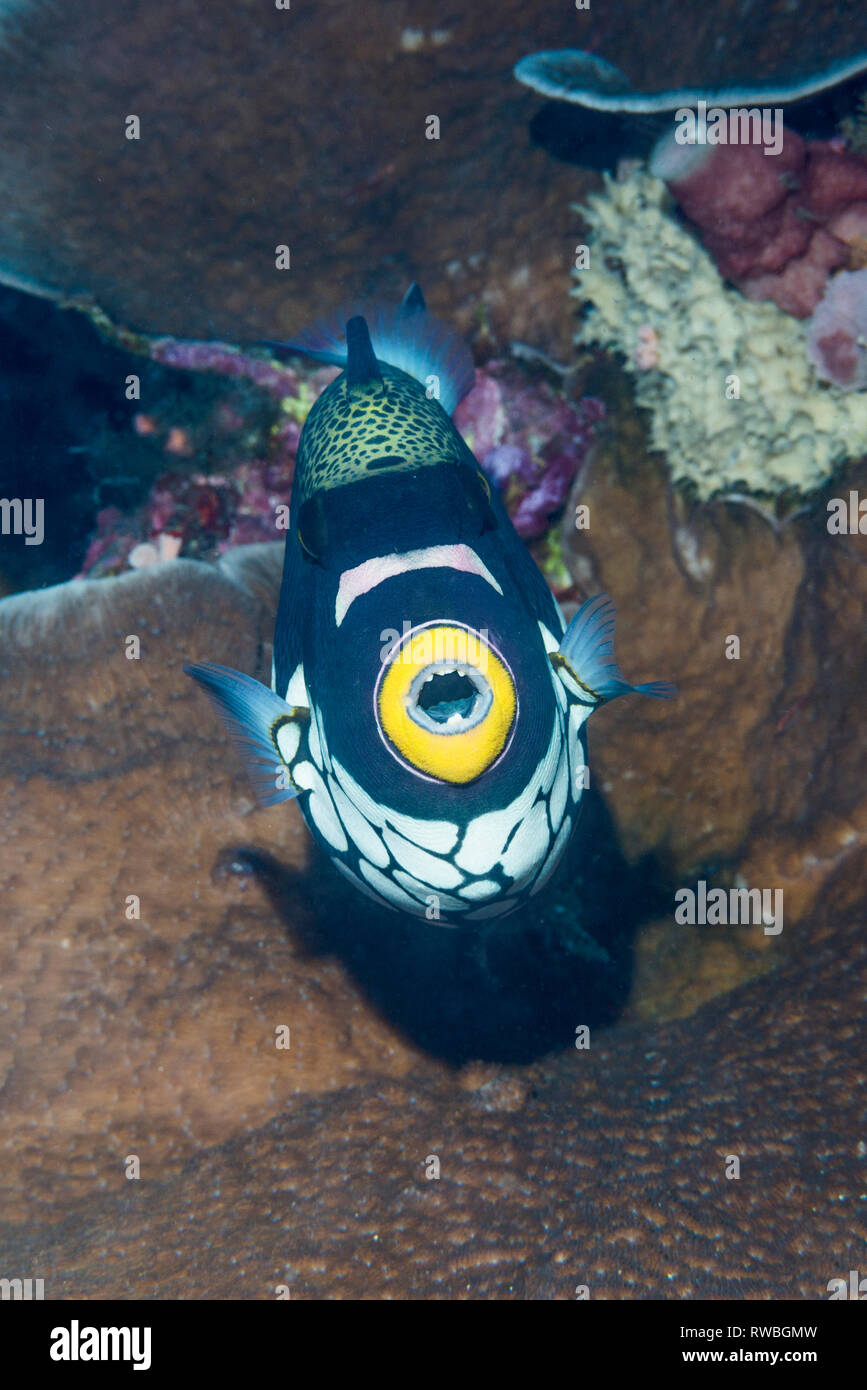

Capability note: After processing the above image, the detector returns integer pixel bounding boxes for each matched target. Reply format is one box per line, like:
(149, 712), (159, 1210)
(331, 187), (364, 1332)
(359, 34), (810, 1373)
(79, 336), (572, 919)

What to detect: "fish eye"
(297, 494), (328, 562)
(375, 623), (516, 784)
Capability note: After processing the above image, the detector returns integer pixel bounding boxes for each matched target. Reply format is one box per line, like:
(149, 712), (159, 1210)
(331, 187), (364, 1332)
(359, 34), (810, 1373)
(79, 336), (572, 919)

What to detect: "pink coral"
(454, 364), (604, 538)
(79, 356), (603, 575)
(150, 338), (300, 402)
(650, 124), (867, 319)
(634, 324), (660, 370)
(806, 268), (867, 390)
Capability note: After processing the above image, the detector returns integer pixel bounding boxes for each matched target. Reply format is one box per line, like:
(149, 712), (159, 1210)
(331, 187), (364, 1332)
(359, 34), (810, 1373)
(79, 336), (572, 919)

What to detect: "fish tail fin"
(552, 594), (677, 704)
(184, 662), (310, 805)
(263, 283), (476, 414)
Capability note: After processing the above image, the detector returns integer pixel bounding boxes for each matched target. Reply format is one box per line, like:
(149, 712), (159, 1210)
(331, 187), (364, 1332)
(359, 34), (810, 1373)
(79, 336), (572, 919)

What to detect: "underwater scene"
(1, 0), (866, 1318)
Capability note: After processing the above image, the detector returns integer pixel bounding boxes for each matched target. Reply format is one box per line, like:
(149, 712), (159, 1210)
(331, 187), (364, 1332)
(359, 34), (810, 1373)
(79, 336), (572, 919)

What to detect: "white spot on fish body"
(382, 827), (463, 889)
(455, 760), (546, 875)
(501, 801), (550, 884)
(549, 754), (568, 831)
(540, 717), (562, 794)
(383, 807), (458, 855)
(276, 721), (300, 766)
(458, 879), (502, 901)
(330, 779), (389, 868)
(358, 859), (422, 912)
(392, 870), (468, 911)
(286, 663), (309, 707)
(293, 761), (348, 852)
(530, 815), (572, 896)
(307, 708), (323, 770)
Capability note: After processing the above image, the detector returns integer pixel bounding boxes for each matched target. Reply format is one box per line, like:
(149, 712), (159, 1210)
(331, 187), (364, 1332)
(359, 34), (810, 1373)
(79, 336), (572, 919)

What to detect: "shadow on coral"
(528, 101), (663, 169)
(229, 786), (670, 1066)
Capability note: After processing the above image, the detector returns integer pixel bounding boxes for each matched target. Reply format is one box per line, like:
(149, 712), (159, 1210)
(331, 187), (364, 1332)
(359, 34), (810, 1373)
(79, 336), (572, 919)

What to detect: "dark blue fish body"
(187, 288), (673, 923)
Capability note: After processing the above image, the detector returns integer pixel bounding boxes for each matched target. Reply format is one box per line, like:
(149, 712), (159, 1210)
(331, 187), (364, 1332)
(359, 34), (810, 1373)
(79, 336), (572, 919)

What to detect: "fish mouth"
(406, 661), (493, 735)
(375, 620), (517, 783)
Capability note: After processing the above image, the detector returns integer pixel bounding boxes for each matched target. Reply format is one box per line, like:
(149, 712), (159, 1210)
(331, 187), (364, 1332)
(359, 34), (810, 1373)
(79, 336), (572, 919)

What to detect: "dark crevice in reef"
(525, 78), (861, 182)
(227, 786), (672, 1066)
(0, 286), (137, 591)
(0, 285), (243, 594)
(528, 102), (664, 171)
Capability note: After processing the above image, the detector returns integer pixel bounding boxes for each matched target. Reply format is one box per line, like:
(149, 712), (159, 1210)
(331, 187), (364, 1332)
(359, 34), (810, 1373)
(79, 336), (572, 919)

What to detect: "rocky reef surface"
(1, 410), (865, 1295)
(3, 0), (867, 356)
(2, 0), (867, 1302)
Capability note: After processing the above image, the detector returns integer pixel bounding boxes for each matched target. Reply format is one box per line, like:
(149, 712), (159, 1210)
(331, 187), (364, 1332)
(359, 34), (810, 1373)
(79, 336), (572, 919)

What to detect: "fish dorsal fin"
(345, 315), (383, 395)
(264, 284), (475, 415)
(400, 282), (426, 315)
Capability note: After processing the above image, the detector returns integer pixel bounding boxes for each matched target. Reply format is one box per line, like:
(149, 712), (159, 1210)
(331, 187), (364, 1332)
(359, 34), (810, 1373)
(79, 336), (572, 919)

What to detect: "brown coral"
(0, 440), (866, 1294)
(3, 0), (867, 356)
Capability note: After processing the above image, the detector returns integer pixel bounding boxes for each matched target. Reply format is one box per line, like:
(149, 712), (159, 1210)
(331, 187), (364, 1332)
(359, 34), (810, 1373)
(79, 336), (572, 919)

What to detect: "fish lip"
(372, 619), (519, 784)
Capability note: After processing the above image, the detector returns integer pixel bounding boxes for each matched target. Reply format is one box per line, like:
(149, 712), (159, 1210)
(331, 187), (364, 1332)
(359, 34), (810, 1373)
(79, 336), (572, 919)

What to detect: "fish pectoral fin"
(184, 662), (310, 805)
(552, 593), (677, 704)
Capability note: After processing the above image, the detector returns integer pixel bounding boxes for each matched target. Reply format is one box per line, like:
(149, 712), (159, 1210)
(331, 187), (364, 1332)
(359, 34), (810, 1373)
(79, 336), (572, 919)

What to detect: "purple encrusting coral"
(149, 338), (301, 401)
(78, 459), (297, 576)
(806, 267), (867, 390)
(78, 350), (603, 575)
(454, 363), (604, 537)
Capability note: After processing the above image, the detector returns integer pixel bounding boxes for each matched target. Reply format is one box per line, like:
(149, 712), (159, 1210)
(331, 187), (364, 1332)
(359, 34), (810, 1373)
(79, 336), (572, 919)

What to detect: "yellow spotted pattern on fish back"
(295, 362), (466, 504)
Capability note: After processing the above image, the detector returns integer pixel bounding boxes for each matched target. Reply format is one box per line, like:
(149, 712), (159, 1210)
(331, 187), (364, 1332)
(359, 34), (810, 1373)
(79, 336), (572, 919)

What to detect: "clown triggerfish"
(186, 286), (674, 923)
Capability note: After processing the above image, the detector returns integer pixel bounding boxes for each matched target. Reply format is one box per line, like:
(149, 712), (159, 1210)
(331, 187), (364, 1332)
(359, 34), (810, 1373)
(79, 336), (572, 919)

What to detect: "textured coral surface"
(655, 129), (867, 319)
(3, 0), (867, 355)
(1, 429), (865, 1294)
(3, 0), (867, 1302)
(1, 897), (865, 1299)
(574, 169), (867, 497)
(562, 368), (867, 1017)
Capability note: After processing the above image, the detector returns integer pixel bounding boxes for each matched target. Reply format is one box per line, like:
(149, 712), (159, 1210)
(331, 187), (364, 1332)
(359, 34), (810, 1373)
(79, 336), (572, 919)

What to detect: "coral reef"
(806, 267), (867, 389)
(4, 0), (867, 1304)
(3, 1), (867, 357)
(77, 351), (602, 578)
(0, 489), (865, 1292)
(515, 46), (867, 112)
(649, 125), (867, 318)
(840, 89), (867, 153)
(573, 166), (867, 497)
(2, 892), (865, 1298)
(558, 368), (867, 1022)
(79, 462), (296, 577)
(454, 363), (604, 539)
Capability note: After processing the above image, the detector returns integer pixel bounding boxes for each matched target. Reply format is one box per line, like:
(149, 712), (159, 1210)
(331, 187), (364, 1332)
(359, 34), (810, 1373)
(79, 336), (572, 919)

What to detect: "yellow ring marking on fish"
(377, 624), (515, 783)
